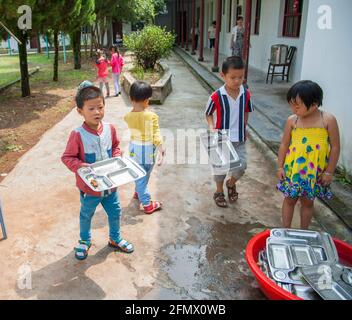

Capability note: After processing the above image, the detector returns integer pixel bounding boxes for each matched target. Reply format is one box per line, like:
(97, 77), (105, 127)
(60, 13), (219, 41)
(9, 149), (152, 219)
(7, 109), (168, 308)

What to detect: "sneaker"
(115, 93), (119, 97)
(143, 201), (163, 214)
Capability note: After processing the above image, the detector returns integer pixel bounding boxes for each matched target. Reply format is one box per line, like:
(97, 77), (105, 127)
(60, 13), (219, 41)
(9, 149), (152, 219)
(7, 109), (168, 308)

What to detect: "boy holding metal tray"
(205, 56), (254, 208)
(62, 81), (134, 260)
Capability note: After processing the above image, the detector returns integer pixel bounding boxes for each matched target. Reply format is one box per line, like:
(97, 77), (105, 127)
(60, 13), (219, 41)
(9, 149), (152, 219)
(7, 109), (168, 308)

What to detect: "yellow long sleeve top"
(124, 110), (163, 146)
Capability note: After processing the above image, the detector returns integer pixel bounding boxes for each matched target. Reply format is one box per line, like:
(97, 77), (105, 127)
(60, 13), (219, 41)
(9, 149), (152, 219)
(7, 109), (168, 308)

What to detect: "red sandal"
(143, 201), (163, 214)
(133, 192), (139, 200)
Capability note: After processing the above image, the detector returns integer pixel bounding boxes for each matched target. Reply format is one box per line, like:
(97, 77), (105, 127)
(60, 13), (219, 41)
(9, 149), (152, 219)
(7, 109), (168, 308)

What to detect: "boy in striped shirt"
(205, 56), (254, 208)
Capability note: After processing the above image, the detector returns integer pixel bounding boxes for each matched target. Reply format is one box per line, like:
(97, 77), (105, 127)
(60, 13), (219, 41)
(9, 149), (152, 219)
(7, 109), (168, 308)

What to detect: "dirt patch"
(0, 89), (76, 181)
(0, 60), (95, 182)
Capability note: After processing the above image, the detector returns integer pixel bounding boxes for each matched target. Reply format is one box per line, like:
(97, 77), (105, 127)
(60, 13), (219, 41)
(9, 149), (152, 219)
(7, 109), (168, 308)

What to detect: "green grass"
(0, 142), (23, 152)
(0, 51), (95, 89)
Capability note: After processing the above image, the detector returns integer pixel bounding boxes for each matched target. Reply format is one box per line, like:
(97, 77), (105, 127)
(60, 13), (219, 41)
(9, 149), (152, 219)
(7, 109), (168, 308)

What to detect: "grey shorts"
(212, 141), (247, 183)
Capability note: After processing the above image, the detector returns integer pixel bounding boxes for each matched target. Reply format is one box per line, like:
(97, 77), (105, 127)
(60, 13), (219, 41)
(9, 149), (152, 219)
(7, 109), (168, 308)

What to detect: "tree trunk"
(100, 29), (105, 47)
(36, 33), (42, 53)
(106, 17), (112, 47)
(71, 30), (82, 69)
(18, 32), (30, 97)
(84, 30), (88, 59)
(53, 30), (59, 81)
(90, 27), (94, 57)
(99, 19), (106, 47)
(95, 23), (101, 49)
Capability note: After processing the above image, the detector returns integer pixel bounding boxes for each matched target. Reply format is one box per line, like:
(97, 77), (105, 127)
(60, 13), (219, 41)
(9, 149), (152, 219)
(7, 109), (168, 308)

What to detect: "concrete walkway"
(0, 53), (350, 300)
(176, 46), (352, 238)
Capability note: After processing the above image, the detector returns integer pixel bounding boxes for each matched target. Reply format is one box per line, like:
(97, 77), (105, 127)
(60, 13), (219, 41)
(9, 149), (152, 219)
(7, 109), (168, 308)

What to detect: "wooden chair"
(266, 46), (297, 84)
(0, 198), (7, 240)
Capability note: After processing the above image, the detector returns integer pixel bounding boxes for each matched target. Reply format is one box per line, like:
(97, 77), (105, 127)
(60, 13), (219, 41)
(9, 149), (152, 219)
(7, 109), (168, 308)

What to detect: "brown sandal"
(213, 192), (228, 208)
(226, 180), (238, 203)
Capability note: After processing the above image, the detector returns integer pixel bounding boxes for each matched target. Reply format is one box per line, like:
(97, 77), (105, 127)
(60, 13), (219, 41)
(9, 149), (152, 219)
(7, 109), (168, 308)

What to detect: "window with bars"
(254, 0), (261, 35)
(282, 0), (303, 38)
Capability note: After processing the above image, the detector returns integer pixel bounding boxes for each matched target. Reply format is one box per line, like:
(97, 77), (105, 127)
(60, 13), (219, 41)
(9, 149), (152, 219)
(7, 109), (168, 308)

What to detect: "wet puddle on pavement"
(158, 219), (268, 300)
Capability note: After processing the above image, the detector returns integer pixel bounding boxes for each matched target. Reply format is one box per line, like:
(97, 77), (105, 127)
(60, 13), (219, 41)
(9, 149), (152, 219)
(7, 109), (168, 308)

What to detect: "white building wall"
(123, 22), (132, 35)
(249, 0), (309, 82)
(199, 0), (235, 56)
(219, 0), (236, 57)
(300, 0), (352, 174)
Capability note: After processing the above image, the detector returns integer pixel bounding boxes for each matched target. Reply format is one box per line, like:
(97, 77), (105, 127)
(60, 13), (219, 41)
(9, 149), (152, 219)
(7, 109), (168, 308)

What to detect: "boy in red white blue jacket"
(62, 81), (133, 260)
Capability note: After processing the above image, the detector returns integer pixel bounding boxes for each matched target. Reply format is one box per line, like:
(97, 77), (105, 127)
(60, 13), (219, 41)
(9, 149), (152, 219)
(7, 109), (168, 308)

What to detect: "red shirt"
(96, 57), (109, 78)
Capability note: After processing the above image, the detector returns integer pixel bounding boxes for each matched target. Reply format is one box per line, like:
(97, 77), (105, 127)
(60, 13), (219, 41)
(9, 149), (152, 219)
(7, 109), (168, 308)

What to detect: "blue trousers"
(129, 143), (156, 206)
(79, 191), (121, 244)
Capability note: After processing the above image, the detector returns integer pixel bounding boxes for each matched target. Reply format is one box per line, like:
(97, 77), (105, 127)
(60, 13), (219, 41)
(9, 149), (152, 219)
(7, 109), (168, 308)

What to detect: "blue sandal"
(108, 239), (134, 253)
(74, 240), (91, 260)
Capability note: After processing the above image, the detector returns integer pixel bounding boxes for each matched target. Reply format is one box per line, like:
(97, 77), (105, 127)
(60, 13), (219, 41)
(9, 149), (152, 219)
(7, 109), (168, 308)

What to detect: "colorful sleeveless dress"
(277, 113), (332, 200)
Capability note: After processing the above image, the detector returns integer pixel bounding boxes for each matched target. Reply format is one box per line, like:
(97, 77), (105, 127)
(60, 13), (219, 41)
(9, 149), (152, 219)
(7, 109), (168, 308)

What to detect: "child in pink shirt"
(109, 45), (124, 97)
(95, 50), (110, 97)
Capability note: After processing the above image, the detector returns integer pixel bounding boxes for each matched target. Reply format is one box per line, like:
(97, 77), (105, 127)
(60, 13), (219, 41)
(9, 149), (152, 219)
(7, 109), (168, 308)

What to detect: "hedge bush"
(124, 25), (175, 71)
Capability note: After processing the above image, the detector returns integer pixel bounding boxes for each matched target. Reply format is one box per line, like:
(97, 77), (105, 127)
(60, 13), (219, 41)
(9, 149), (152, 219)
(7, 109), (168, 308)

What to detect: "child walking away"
(208, 21), (217, 50)
(110, 45), (124, 97)
(95, 50), (110, 97)
(62, 81), (133, 260)
(230, 16), (244, 58)
(277, 80), (340, 230)
(205, 56), (254, 208)
(124, 81), (165, 214)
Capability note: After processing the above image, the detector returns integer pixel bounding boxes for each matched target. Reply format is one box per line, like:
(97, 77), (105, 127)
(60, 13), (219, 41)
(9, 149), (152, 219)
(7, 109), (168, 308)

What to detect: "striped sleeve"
(205, 96), (215, 116)
(245, 89), (254, 113)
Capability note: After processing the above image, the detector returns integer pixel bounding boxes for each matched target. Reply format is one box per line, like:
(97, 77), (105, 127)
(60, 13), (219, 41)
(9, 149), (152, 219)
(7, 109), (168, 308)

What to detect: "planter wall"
(122, 61), (172, 105)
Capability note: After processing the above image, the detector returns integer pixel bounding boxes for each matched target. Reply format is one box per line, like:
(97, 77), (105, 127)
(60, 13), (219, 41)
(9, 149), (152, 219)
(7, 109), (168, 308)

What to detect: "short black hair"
(129, 81), (153, 102)
(212, 21), (216, 25)
(222, 56), (245, 74)
(237, 16), (243, 21)
(76, 86), (104, 109)
(287, 80), (323, 109)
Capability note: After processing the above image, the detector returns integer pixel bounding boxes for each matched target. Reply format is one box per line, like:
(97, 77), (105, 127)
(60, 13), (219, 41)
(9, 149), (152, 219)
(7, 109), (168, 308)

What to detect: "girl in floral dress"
(277, 80), (340, 230)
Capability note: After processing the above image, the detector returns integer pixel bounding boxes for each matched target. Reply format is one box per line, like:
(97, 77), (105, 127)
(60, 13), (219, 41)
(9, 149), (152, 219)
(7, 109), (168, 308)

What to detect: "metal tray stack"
(301, 264), (352, 300)
(267, 229), (338, 284)
(257, 229), (352, 300)
(200, 130), (242, 170)
(77, 157), (146, 192)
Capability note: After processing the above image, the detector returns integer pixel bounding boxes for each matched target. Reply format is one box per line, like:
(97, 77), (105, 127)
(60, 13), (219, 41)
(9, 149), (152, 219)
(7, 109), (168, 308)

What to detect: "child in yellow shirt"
(124, 81), (165, 214)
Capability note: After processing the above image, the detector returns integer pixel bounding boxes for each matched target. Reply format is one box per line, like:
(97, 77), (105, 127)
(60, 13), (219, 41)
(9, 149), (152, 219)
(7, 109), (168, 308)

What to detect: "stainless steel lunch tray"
(270, 229), (338, 265)
(291, 284), (321, 300)
(258, 249), (321, 299)
(266, 230), (338, 285)
(266, 240), (320, 285)
(200, 131), (242, 169)
(301, 264), (352, 300)
(77, 157), (146, 192)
